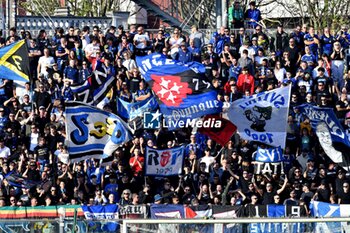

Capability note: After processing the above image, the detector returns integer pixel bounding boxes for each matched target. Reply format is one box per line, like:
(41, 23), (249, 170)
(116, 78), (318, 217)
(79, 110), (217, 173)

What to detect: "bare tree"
(272, 0), (350, 31)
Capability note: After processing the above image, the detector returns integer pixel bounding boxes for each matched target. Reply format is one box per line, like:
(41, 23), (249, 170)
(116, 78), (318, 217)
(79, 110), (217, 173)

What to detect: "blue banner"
(310, 201), (342, 233)
(82, 204), (119, 232)
(117, 97), (158, 120)
(136, 54), (222, 130)
(150, 204), (185, 219)
(298, 104), (350, 148)
(255, 147), (284, 163)
(249, 205), (303, 233)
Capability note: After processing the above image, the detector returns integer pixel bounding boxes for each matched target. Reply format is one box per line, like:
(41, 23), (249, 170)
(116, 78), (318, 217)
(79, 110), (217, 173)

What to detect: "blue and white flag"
(117, 96), (158, 120)
(82, 204), (119, 232)
(255, 147), (284, 162)
(227, 85), (291, 148)
(71, 60), (115, 105)
(65, 102), (132, 162)
(299, 104), (350, 148)
(150, 204), (185, 219)
(136, 53), (222, 130)
(145, 146), (184, 176)
(310, 201), (342, 233)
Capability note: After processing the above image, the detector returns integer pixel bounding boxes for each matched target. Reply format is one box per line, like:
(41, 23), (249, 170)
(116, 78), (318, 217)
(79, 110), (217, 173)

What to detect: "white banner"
(227, 85), (291, 148)
(65, 102), (131, 162)
(145, 146), (184, 176)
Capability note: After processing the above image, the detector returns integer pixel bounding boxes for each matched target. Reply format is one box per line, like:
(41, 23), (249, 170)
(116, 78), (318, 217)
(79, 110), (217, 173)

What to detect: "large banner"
(227, 85), (291, 149)
(150, 204), (185, 219)
(299, 105), (350, 171)
(82, 204), (119, 232)
(253, 147), (284, 175)
(299, 104), (350, 148)
(145, 146), (184, 176)
(248, 205), (302, 233)
(65, 102), (131, 162)
(0, 205), (83, 219)
(136, 53), (222, 130)
(310, 201), (350, 233)
(117, 96), (158, 120)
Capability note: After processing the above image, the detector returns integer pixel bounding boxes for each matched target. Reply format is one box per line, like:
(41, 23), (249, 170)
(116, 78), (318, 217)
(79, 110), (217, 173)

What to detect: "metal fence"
(122, 218), (350, 233)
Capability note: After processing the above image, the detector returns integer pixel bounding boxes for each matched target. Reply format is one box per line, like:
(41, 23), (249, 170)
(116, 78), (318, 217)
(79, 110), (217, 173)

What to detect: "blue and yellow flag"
(0, 40), (30, 82)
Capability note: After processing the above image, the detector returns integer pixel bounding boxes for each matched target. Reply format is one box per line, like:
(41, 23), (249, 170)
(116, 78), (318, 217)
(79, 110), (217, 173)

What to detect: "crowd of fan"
(0, 4), (350, 215)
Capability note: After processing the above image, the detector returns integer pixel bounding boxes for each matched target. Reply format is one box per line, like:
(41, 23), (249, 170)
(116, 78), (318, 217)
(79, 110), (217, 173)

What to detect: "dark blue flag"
(5, 171), (42, 189)
(298, 104), (350, 149)
(150, 204), (185, 218)
(136, 54), (222, 130)
(71, 60), (115, 105)
(82, 204), (119, 232)
(117, 96), (158, 120)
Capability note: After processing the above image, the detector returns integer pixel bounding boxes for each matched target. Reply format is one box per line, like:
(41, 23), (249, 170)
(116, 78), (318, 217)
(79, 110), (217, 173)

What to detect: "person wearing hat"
(176, 41), (193, 63)
(154, 194), (162, 204)
(244, 1), (262, 28)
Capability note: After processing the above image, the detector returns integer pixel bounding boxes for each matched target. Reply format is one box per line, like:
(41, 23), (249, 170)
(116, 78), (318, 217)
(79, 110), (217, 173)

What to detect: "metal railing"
(122, 217), (350, 233)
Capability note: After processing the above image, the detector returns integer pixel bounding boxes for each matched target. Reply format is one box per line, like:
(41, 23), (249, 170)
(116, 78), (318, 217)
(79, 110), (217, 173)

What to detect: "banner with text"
(227, 85), (291, 149)
(145, 146), (184, 176)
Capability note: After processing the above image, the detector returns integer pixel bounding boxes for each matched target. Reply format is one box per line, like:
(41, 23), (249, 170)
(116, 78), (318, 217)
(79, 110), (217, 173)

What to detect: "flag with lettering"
(118, 205), (148, 219)
(71, 60), (115, 105)
(136, 53), (222, 130)
(145, 146), (184, 176)
(299, 105), (350, 148)
(65, 102), (132, 162)
(227, 85), (291, 148)
(82, 204), (119, 232)
(0, 40), (30, 82)
(253, 147), (284, 175)
(255, 147), (284, 162)
(249, 205), (302, 233)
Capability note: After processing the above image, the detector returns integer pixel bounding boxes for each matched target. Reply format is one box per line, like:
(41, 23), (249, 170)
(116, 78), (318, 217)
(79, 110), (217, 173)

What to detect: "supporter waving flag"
(71, 60), (115, 105)
(136, 53), (222, 130)
(65, 102), (132, 162)
(227, 85), (291, 149)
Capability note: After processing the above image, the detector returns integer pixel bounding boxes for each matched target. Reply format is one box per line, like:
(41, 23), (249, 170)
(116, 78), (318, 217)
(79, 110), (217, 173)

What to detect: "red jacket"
(237, 74), (255, 95)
